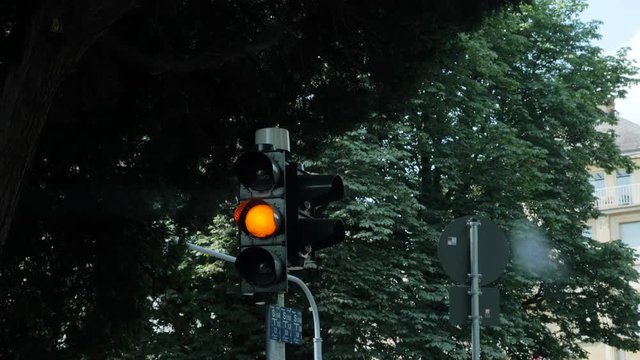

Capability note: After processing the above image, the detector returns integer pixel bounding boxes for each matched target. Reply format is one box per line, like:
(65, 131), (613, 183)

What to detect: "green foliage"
(2, 0), (640, 359)
(298, 0), (640, 358)
(0, 0), (520, 358)
(310, 124), (465, 359)
(130, 214), (267, 360)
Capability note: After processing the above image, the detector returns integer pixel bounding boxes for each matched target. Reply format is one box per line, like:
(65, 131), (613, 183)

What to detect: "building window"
(620, 221), (640, 253)
(590, 172), (605, 205)
(590, 172), (605, 189)
(616, 169), (632, 205)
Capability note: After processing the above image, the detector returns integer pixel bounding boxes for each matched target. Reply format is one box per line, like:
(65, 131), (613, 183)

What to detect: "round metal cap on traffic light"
(235, 247), (284, 287)
(234, 151), (282, 191)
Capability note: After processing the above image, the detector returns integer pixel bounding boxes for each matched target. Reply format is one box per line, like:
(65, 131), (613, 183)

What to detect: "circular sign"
(437, 216), (509, 285)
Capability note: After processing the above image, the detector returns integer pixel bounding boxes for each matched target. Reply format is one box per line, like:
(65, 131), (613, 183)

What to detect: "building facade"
(585, 118), (640, 360)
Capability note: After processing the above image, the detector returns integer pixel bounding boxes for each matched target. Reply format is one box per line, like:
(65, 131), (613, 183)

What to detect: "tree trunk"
(0, 0), (135, 255)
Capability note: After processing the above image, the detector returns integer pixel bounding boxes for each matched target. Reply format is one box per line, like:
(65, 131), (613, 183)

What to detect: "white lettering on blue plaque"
(268, 305), (303, 345)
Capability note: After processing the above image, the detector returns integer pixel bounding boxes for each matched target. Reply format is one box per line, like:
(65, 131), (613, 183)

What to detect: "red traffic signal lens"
(234, 200), (250, 223)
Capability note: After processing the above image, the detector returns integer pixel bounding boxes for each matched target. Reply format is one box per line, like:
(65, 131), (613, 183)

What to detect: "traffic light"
(234, 148), (288, 293)
(233, 127), (346, 292)
(288, 170), (345, 269)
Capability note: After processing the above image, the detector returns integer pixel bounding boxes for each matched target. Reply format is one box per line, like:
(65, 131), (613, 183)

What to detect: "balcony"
(594, 184), (640, 209)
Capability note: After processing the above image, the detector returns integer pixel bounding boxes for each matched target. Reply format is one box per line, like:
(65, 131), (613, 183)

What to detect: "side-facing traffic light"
(288, 170), (345, 268)
(234, 148), (288, 293)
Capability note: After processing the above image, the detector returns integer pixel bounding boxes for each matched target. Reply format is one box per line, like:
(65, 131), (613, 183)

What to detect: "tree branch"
(522, 283), (545, 308)
(0, 0), (137, 254)
(102, 28), (283, 75)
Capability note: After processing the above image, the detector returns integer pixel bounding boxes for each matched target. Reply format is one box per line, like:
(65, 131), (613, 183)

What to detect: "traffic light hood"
(298, 218), (345, 251)
(297, 174), (344, 207)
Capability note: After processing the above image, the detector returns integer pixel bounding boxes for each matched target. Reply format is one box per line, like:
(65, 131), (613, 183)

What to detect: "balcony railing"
(594, 184), (640, 209)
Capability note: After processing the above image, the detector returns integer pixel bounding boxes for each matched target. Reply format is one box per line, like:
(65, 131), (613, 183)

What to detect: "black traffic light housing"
(288, 169), (345, 269)
(233, 136), (346, 293)
(234, 148), (289, 294)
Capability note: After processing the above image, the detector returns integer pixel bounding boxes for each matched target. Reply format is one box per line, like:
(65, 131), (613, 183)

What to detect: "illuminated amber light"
(244, 204), (278, 238)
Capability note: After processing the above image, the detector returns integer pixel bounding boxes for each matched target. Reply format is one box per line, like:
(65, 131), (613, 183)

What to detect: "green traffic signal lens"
(235, 247), (283, 286)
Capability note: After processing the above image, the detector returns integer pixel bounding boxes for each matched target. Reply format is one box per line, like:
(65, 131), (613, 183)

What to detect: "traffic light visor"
(298, 218), (345, 250)
(236, 200), (281, 238)
(235, 151), (281, 191)
(298, 174), (344, 207)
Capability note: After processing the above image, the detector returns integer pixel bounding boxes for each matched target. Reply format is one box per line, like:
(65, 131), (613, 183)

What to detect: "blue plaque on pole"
(269, 305), (303, 345)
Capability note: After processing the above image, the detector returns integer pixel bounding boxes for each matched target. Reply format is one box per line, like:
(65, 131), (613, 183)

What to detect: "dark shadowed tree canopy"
(108, 1), (640, 359)
(0, 0), (527, 358)
(0, 0), (524, 253)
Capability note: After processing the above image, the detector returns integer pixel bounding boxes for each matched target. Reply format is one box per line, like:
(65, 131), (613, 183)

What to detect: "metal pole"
(183, 241), (237, 263)
(178, 240), (323, 360)
(287, 274), (322, 360)
(468, 218), (481, 360)
(267, 293), (286, 360)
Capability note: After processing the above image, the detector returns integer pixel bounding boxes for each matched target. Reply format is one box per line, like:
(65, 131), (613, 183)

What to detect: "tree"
(42, 0), (640, 358)
(307, 0), (640, 358)
(0, 0), (524, 358)
(0, 0), (136, 254)
(0, 0), (522, 255)
(311, 124), (464, 359)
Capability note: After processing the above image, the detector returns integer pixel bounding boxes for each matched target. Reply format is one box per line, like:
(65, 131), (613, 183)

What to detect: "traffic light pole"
(178, 240), (323, 360)
(266, 293), (286, 360)
(468, 218), (481, 360)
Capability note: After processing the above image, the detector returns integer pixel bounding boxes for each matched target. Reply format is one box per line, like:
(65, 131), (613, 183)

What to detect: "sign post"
(437, 216), (509, 359)
(469, 218), (481, 360)
(266, 294), (286, 360)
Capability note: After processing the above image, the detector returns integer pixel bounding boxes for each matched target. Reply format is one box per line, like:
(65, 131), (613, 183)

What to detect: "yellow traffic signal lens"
(244, 204), (278, 238)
